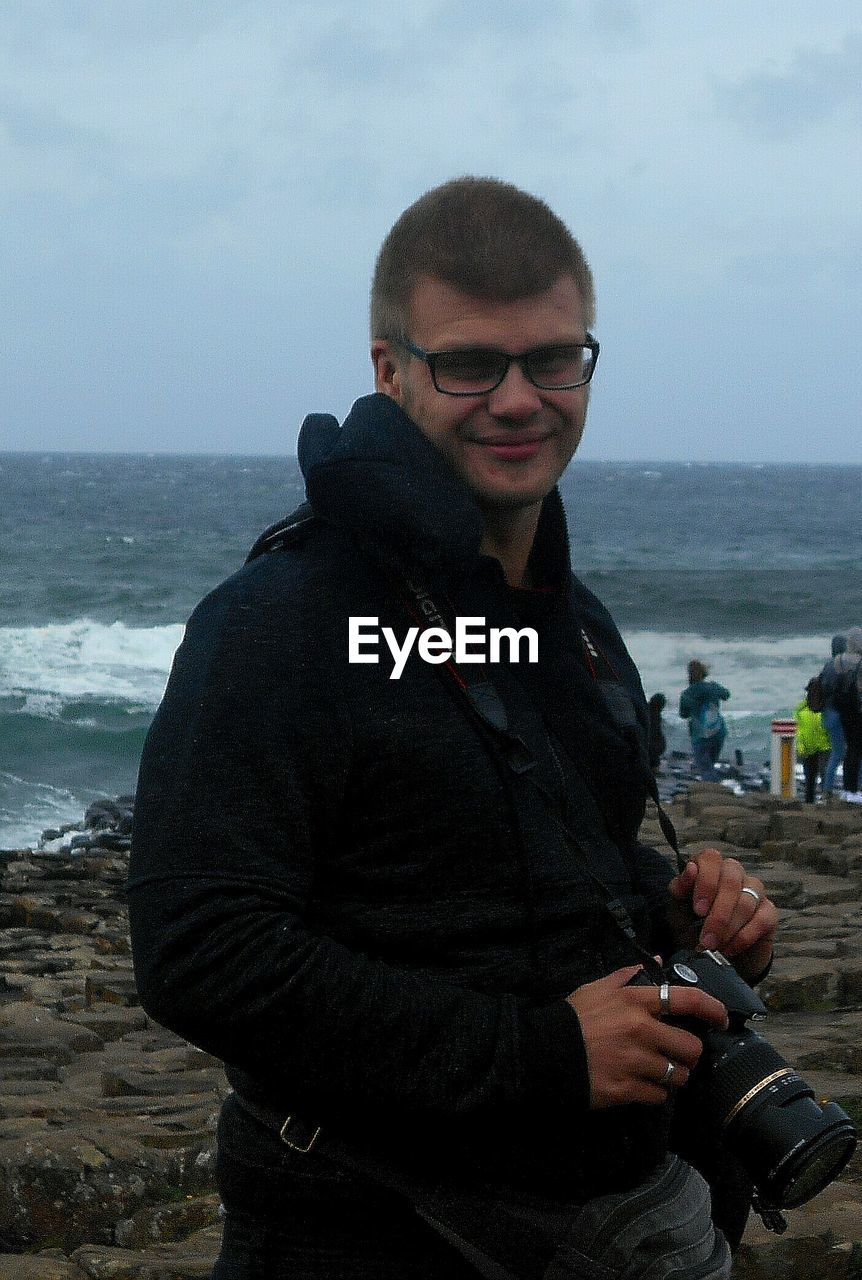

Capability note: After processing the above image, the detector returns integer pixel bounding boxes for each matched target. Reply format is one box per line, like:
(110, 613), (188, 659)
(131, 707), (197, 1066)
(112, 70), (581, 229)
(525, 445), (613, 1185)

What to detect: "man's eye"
(528, 346), (582, 380)
(437, 352), (502, 383)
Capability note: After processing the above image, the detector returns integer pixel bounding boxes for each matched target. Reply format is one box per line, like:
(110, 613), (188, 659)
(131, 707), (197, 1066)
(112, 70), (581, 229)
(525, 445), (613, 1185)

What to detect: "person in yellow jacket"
(795, 680), (832, 803)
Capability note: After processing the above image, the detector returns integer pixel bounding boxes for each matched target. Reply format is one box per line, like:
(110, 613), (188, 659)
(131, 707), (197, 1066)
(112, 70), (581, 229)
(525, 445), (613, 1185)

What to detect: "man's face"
(372, 274), (590, 519)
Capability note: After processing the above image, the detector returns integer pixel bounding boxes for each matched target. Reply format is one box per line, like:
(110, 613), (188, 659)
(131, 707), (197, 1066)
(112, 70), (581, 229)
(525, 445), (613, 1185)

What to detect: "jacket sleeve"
(794, 702), (812, 755)
(820, 659), (838, 697)
(128, 567), (591, 1122)
(678, 688), (691, 719)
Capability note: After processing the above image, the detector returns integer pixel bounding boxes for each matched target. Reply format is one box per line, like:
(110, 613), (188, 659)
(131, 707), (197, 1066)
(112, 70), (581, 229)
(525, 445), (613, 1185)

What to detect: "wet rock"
(768, 811), (822, 841)
(0, 1259), (87, 1279)
(838, 961), (862, 1006)
(724, 814), (772, 847)
(760, 956), (841, 1011)
(733, 1235), (862, 1280)
(61, 1005), (149, 1044)
(1, 789), (861, 1274)
(760, 839), (799, 860)
(69, 1234), (220, 1277)
(113, 1195), (221, 1250)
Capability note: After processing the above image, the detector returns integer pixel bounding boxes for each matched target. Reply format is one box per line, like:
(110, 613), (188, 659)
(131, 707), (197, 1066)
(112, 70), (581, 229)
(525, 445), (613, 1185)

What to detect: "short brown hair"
(370, 176), (595, 339)
(688, 660), (709, 683)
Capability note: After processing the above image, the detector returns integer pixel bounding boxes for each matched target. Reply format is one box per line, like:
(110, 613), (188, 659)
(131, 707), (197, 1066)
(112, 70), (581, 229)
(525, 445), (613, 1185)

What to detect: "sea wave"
(0, 711), (150, 851)
(0, 619), (178, 847)
(0, 772), (84, 852)
(0, 620), (184, 714)
(624, 629), (834, 769)
(623, 630), (833, 718)
(582, 569), (859, 635)
(0, 620), (840, 849)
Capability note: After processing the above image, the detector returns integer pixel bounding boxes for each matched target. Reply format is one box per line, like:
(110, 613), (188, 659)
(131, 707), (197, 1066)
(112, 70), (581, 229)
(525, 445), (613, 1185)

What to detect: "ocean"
(1, 452), (860, 849)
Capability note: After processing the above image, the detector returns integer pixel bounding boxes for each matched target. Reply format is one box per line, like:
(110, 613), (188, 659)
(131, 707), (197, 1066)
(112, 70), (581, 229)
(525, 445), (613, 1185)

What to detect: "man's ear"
(371, 340), (404, 403)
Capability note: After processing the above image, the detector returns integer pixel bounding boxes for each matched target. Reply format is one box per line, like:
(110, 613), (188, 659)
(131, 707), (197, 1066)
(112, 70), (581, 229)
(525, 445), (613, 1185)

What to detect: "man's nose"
(486, 360), (543, 419)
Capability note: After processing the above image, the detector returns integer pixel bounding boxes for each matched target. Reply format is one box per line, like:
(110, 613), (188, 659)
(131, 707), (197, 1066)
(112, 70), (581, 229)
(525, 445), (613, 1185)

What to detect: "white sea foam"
(1, 620), (832, 726)
(624, 629), (836, 767)
(623, 630), (833, 721)
(0, 620), (185, 714)
(0, 621), (839, 847)
(0, 773), (83, 851)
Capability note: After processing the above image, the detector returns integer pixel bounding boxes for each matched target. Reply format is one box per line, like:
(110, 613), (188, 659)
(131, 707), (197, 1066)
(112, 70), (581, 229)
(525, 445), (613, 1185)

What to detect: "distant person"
(819, 635), (848, 796)
(647, 692), (667, 773)
(794, 680), (831, 804)
(679, 660), (730, 782)
(829, 628), (862, 798)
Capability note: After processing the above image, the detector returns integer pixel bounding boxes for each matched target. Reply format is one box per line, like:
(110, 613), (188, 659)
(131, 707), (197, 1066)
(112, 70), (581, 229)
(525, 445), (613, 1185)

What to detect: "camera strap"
(232, 1086), (732, 1280)
(246, 505), (683, 865)
(248, 509), (682, 967)
(393, 567), (680, 978)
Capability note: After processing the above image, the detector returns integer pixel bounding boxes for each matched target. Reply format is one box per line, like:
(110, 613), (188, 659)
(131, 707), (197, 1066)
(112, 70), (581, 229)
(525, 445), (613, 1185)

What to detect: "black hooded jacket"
(128, 393), (677, 1201)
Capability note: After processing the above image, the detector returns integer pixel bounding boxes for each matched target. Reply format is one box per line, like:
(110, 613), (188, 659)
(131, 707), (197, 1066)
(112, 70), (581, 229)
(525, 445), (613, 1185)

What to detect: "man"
(129, 178), (777, 1279)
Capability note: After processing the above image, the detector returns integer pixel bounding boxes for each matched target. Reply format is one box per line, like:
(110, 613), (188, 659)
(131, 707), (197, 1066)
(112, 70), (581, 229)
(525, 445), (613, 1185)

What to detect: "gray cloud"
(584, 0), (644, 45)
(1, 2), (860, 460)
(302, 20), (408, 88)
(716, 31), (862, 138)
(430, 0), (572, 36)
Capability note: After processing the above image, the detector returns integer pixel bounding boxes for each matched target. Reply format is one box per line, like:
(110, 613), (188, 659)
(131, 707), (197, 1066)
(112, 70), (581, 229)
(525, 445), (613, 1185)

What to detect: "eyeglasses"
(394, 336), (599, 396)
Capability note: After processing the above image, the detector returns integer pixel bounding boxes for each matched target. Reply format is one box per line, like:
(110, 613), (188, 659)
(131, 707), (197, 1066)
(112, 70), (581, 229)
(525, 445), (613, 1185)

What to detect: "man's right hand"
(566, 965), (729, 1109)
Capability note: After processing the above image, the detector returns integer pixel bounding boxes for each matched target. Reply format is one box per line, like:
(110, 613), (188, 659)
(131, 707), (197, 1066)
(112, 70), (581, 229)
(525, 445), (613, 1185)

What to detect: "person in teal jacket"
(795, 682), (832, 804)
(679, 660), (730, 781)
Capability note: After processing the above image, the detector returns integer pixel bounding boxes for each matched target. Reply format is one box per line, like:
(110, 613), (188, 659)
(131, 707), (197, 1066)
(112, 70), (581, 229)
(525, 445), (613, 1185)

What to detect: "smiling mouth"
(470, 433), (552, 458)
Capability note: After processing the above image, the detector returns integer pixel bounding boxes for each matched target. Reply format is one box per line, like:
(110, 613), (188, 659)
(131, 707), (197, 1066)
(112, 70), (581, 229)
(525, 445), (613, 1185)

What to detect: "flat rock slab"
(67, 1240), (220, 1278)
(61, 1005), (149, 1043)
(114, 1194), (221, 1250)
(734, 1235), (862, 1280)
(0, 1260), (87, 1279)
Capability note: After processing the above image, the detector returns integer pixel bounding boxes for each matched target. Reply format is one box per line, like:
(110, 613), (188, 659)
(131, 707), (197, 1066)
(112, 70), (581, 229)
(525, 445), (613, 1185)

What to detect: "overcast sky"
(2, 2), (860, 461)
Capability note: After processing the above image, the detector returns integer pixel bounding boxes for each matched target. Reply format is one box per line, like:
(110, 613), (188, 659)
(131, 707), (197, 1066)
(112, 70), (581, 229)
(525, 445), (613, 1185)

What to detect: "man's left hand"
(667, 848), (777, 983)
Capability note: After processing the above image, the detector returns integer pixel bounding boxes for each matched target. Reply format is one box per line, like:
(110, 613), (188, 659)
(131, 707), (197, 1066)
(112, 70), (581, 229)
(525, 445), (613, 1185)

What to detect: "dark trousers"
(840, 709), (862, 792)
(801, 752), (827, 804)
(692, 734), (724, 781)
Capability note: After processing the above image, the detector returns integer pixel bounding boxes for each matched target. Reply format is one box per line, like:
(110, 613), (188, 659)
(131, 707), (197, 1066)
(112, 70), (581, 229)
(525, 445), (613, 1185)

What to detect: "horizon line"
(2, 450), (862, 468)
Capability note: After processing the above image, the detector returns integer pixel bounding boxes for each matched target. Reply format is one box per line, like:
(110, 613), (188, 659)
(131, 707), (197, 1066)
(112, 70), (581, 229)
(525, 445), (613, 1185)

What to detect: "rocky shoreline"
(1, 786), (862, 1278)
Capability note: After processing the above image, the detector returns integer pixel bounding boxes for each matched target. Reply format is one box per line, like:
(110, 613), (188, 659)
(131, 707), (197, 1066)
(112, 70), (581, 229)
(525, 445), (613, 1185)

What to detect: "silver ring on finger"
(659, 982), (671, 1018)
(660, 1059), (676, 1087)
(741, 886), (761, 905)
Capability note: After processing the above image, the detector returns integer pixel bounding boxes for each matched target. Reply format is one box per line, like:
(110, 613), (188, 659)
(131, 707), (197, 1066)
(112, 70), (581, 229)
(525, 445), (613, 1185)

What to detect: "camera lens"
(777, 1118), (858, 1208)
(703, 1027), (857, 1209)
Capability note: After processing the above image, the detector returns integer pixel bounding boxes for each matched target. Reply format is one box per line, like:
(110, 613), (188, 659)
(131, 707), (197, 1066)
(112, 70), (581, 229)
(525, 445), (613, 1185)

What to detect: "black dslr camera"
(631, 948), (857, 1217)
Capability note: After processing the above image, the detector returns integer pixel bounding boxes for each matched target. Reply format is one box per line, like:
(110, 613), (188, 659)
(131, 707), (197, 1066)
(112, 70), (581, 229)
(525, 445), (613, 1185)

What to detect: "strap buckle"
(279, 1114), (321, 1153)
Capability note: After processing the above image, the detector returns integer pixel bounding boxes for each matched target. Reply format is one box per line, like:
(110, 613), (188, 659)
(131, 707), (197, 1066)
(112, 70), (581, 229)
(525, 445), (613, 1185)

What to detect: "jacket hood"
(832, 634), (848, 656)
(297, 394), (483, 578)
(846, 627), (862, 656)
(296, 393), (572, 588)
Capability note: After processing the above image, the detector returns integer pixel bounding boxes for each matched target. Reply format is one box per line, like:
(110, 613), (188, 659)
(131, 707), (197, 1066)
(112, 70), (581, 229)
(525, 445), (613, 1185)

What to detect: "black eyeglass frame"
(393, 335), (600, 396)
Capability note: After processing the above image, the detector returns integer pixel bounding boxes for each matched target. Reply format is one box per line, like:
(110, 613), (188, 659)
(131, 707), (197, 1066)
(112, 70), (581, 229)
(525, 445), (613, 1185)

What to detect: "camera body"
(631, 948), (857, 1211)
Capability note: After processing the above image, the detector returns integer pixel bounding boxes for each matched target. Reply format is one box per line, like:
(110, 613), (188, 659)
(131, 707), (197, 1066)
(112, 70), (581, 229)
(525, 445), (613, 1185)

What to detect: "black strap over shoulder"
(245, 505), (683, 960)
(395, 569), (681, 978)
(245, 501), (319, 563)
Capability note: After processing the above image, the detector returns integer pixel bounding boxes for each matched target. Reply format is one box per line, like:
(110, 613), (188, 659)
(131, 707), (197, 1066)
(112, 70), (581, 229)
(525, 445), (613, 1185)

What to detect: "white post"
(770, 719), (797, 798)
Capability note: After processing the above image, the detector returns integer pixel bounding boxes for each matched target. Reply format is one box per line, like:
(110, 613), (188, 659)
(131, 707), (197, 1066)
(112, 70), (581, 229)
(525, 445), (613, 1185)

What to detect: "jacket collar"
(298, 393), (573, 592)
